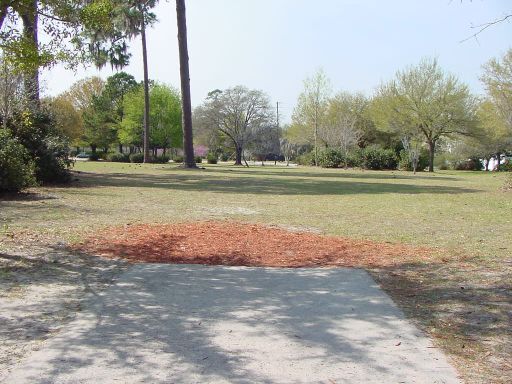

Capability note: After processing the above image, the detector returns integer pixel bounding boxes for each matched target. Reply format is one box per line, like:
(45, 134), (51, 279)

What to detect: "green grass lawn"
(1, 162), (510, 261)
(1, 162), (511, 383)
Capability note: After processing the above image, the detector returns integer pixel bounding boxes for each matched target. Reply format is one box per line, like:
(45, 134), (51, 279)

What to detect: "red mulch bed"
(74, 221), (438, 268)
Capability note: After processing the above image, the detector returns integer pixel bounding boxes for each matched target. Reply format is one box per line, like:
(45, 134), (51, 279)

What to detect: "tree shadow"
(222, 168), (461, 181)
(71, 170), (479, 196)
(5, 264), (460, 383)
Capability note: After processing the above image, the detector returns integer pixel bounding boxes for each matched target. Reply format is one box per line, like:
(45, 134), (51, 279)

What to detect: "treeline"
(194, 52), (511, 173)
(45, 72), (183, 160)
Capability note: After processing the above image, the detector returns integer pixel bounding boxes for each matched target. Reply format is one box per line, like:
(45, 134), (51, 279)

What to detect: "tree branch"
(461, 13), (512, 43)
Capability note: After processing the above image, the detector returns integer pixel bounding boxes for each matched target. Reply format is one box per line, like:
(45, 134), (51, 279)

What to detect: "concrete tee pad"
(5, 265), (460, 383)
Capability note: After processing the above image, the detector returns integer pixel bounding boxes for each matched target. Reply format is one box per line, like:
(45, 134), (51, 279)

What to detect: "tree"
(473, 100), (512, 171)
(103, 72), (138, 152)
(120, 83), (182, 154)
(0, 0), (140, 106)
(481, 49), (512, 134)
(64, 77), (106, 113)
(0, 55), (25, 128)
(292, 69), (331, 166)
(374, 58), (478, 172)
(194, 86), (275, 166)
(176, 0), (195, 168)
(63, 77), (107, 153)
(43, 95), (83, 147)
(82, 93), (117, 153)
(325, 93), (364, 161)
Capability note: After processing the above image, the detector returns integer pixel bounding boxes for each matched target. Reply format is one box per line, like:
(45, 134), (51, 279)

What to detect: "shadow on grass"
(3, 262), (459, 383)
(370, 260), (512, 382)
(71, 170), (479, 196)
(221, 168), (461, 181)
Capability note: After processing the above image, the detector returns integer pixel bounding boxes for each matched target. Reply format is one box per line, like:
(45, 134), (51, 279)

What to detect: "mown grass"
(0, 162), (511, 383)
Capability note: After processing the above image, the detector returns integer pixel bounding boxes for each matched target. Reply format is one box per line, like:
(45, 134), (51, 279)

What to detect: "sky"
(41, 0), (512, 124)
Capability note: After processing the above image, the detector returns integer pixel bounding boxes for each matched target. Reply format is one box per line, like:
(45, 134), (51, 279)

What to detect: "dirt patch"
(74, 221), (438, 267)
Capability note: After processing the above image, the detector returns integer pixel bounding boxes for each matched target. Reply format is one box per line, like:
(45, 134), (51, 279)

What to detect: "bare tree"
(195, 86), (274, 166)
(279, 138), (297, 166)
(401, 135), (423, 174)
(292, 69), (331, 166)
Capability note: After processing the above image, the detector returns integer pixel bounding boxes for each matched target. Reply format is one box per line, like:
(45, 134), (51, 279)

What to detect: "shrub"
(454, 158), (483, 171)
(346, 149), (363, 168)
(173, 155), (183, 163)
(0, 129), (36, 192)
(107, 153), (130, 162)
(318, 149), (345, 168)
(9, 110), (71, 184)
(398, 149), (429, 172)
(129, 153), (144, 163)
(206, 152), (218, 164)
(153, 155), (170, 164)
(296, 151), (316, 166)
(220, 153), (231, 162)
(361, 146), (398, 170)
(89, 152), (100, 161)
(195, 156), (202, 164)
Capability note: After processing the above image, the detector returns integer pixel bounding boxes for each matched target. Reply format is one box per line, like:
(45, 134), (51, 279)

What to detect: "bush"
(206, 153), (218, 164)
(0, 129), (36, 192)
(153, 155), (170, 164)
(296, 151), (316, 166)
(454, 158), (483, 171)
(398, 149), (429, 172)
(129, 153), (144, 163)
(318, 149), (345, 168)
(9, 110), (71, 184)
(173, 155), (183, 163)
(501, 161), (512, 172)
(107, 153), (130, 162)
(346, 149), (363, 168)
(361, 146), (398, 170)
(195, 156), (202, 164)
(220, 153), (231, 162)
(89, 152), (100, 161)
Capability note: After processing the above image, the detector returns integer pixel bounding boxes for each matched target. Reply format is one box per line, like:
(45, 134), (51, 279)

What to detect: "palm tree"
(176, 0), (196, 168)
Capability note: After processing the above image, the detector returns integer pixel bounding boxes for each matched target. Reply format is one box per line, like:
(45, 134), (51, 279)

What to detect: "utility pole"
(276, 101), (280, 129)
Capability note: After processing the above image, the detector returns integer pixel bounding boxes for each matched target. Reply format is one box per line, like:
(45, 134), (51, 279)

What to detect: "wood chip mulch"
(73, 221), (438, 268)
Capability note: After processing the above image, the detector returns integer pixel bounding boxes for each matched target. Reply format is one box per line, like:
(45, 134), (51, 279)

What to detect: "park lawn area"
(1, 162), (511, 383)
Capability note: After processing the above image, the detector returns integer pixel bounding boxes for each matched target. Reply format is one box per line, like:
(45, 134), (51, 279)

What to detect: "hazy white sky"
(41, 0), (512, 123)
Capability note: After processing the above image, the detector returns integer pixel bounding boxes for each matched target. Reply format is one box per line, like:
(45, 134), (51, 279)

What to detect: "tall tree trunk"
(20, 1), (40, 108)
(176, 0), (196, 168)
(119, 144), (123, 154)
(427, 139), (436, 172)
(140, 12), (151, 164)
(495, 153), (501, 171)
(234, 146), (242, 165)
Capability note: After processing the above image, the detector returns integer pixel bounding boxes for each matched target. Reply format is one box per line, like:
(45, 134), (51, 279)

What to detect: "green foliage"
(361, 146), (398, 170)
(195, 156), (203, 164)
(318, 149), (345, 168)
(89, 152), (101, 161)
(206, 152), (218, 164)
(120, 83), (182, 150)
(107, 153), (130, 162)
(0, 129), (36, 192)
(9, 110), (71, 183)
(454, 158), (483, 171)
(129, 153), (144, 163)
(173, 155), (183, 163)
(398, 149), (429, 172)
(296, 151), (316, 166)
(153, 155), (170, 164)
